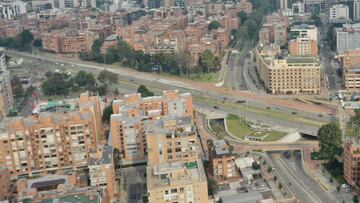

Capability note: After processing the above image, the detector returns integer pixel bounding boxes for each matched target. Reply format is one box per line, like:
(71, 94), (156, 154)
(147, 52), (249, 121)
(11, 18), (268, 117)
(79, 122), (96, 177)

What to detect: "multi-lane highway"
(7, 50), (337, 134)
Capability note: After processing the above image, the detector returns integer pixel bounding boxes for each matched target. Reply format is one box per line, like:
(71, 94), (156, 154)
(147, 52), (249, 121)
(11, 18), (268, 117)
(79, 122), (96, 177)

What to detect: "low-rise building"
(330, 4), (350, 20)
(289, 37), (318, 57)
(147, 159), (208, 203)
(335, 23), (360, 55)
(16, 173), (103, 202)
(256, 45), (321, 94)
(338, 50), (360, 90)
(0, 47), (13, 120)
(209, 140), (240, 183)
(42, 29), (97, 54)
(344, 141), (360, 192)
(290, 24), (318, 41)
(100, 34), (121, 54)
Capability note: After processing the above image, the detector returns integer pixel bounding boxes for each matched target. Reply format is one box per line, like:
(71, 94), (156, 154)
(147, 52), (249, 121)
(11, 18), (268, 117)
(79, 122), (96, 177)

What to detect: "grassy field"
(226, 114), (287, 141)
(189, 72), (220, 83)
(263, 131), (287, 142)
(226, 114), (254, 139)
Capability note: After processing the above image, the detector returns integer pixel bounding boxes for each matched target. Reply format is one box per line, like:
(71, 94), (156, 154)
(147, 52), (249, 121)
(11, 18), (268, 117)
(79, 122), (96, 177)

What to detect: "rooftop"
(88, 145), (113, 166)
(147, 160), (207, 189)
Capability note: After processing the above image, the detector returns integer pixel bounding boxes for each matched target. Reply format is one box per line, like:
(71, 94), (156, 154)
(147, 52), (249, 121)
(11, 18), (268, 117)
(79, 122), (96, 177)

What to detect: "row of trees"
(41, 69), (119, 96)
(80, 40), (220, 75)
(233, 0), (277, 49)
(0, 30), (42, 52)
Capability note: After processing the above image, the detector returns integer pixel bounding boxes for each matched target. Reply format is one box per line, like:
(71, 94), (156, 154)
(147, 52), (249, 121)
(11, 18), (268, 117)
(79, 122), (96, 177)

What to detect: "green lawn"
(189, 72), (220, 83)
(263, 131), (287, 142)
(226, 114), (287, 141)
(226, 114), (253, 139)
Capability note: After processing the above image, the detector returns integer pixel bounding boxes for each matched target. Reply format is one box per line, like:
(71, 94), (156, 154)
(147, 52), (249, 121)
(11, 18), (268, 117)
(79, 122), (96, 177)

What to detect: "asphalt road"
(281, 153), (336, 203)
(268, 153), (322, 203)
(8, 50), (334, 134)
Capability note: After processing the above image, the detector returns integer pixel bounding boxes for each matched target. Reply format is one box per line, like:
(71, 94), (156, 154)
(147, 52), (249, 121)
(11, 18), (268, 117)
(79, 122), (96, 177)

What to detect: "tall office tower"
(0, 47), (13, 120)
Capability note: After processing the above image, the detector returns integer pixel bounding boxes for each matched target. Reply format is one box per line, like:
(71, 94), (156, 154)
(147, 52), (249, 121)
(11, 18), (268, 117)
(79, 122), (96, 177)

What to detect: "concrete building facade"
(0, 93), (103, 178)
(330, 4), (350, 20)
(335, 23), (360, 54)
(256, 46), (321, 94)
(88, 145), (116, 202)
(338, 50), (360, 90)
(110, 90), (194, 164)
(209, 140), (240, 183)
(344, 141), (360, 192)
(289, 37), (318, 57)
(0, 47), (13, 120)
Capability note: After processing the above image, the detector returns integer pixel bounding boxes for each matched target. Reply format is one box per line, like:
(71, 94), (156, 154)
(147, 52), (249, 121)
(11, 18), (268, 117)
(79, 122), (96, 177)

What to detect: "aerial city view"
(2, 0), (360, 202)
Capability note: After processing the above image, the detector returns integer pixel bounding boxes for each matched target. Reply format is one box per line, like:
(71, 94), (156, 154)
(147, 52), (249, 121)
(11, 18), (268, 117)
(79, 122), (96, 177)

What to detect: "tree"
(91, 38), (104, 54)
(200, 49), (216, 72)
(17, 30), (34, 47)
(237, 11), (248, 24)
(175, 52), (193, 76)
(98, 70), (118, 84)
(41, 73), (70, 96)
(137, 85), (154, 97)
(102, 105), (113, 123)
(11, 76), (24, 98)
(318, 122), (342, 159)
(208, 21), (221, 30)
(354, 195), (359, 203)
(278, 182), (282, 189)
(207, 178), (218, 195)
(346, 112), (360, 138)
(33, 39), (42, 48)
(73, 71), (96, 89)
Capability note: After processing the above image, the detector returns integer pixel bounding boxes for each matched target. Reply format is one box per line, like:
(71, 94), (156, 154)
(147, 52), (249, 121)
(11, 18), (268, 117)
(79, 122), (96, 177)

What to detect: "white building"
(330, 4), (350, 20)
(335, 23), (360, 54)
(0, 0), (27, 19)
(354, 0), (360, 21)
(292, 1), (305, 15)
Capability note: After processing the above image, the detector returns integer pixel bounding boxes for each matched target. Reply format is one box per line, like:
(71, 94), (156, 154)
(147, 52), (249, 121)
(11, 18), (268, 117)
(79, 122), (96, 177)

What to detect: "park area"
(225, 114), (287, 142)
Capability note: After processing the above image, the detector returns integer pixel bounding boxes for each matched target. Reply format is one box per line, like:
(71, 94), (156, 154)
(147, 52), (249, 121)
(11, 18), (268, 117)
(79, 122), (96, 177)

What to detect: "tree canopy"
(200, 49), (216, 73)
(317, 122), (342, 159)
(41, 73), (71, 96)
(346, 112), (360, 138)
(137, 85), (154, 97)
(208, 21), (221, 30)
(237, 11), (248, 24)
(97, 70), (119, 84)
(11, 76), (24, 98)
(73, 71), (96, 90)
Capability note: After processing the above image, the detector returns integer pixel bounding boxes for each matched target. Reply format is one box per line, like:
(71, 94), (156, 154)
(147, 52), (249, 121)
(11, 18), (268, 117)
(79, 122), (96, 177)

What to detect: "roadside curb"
(301, 150), (329, 191)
